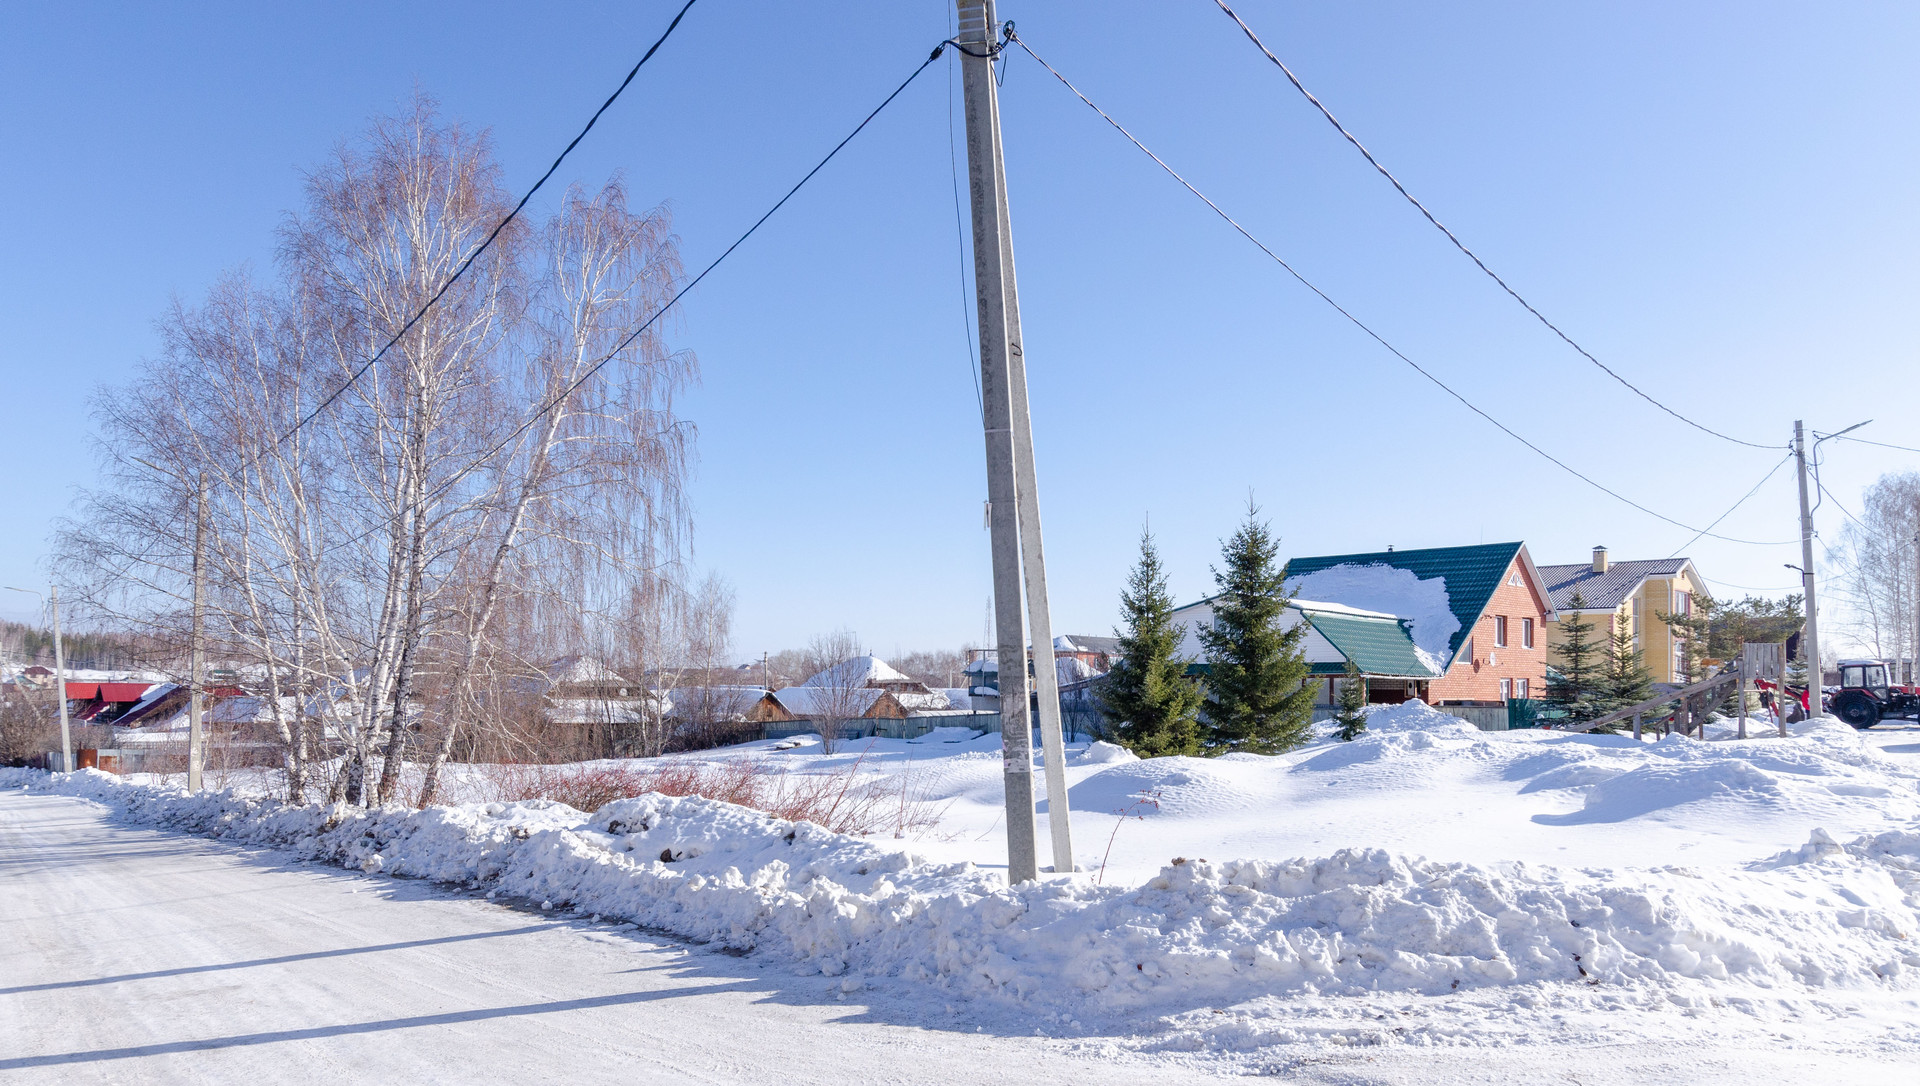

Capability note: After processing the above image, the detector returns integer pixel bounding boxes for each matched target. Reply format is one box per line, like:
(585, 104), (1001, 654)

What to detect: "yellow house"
(1537, 547), (1710, 685)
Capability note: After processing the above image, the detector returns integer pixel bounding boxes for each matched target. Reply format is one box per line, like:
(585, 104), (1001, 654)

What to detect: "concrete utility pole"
(3, 585), (69, 771)
(956, 0), (1073, 884)
(1793, 421), (1821, 708)
(51, 587), (72, 773)
(188, 478), (208, 792)
(987, 25), (1074, 875)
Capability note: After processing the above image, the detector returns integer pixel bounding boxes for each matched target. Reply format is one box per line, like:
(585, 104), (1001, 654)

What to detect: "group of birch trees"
(60, 98), (701, 804)
(1834, 471), (1920, 672)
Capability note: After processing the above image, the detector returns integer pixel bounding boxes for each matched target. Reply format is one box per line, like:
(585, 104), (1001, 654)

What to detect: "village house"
(1537, 547), (1711, 685)
(1168, 597), (1442, 706)
(1273, 542), (1557, 707)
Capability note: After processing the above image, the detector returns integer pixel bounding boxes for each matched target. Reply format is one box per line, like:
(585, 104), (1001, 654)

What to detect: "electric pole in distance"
(955, 0), (1073, 883)
(188, 476), (208, 792)
(1793, 421), (1821, 708)
(8, 585), (74, 772)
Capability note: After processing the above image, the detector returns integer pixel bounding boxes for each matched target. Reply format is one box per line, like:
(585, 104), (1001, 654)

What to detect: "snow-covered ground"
(7, 702), (1920, 1079)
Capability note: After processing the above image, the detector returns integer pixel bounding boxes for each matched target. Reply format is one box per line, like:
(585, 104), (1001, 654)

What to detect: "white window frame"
(1494, 615), (1509, 648)
(1499, 678), (1512, 701)
(1521, 617), (1534, 649)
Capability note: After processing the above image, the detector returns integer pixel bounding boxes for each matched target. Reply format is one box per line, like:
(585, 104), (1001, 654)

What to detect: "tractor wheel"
(1833, 691), (1881, 729)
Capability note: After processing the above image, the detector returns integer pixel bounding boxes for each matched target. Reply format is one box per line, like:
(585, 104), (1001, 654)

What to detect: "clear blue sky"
(3, 1), (1916, 657)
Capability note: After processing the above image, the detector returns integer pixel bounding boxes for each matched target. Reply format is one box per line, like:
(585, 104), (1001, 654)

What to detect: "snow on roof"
(1054, 634), (1122, 655)
(1056, 656), (1101, 684)
(1289, 598), (1401, 620)
(544, 655), (631, 686)
(1283, 564), (1461, 663)
(800, 655), (912, 689)
(772, 686), (889, 717)
(661, 686), (771, 719)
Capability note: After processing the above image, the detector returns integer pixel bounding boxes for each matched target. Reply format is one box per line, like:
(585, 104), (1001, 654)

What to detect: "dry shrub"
(472, 755), (945, 838)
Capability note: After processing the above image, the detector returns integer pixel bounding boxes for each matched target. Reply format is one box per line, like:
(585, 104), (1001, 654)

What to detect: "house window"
(1499, 678), (1512, 701)
(1516, 677), (1530, 698)
(1521, 617), (1534, 648)
(1673, 590), (1692, 616)
(1494, 616), (1509, 647)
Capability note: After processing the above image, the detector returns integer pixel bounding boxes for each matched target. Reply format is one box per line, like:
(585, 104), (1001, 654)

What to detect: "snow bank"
(1286, 563), (1460, 662)
(9, 756), (1920, 1035)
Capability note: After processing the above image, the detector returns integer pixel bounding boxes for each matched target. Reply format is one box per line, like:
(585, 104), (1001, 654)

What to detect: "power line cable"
(282, 0), (700, 443)
(1209, 0), (1779, 452)
(245, 38), (945, 583)
(1828, 434), (1920, 455)
(1700, 575), (1802, 594)
(945, 15), (985, 424)
(1007, 30), (1792, 548)
(421, 43), (952, 510)
(1666, 451), (1793, 558)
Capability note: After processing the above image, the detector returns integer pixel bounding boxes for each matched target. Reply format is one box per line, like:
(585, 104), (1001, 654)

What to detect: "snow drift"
(9, 718), (1920, 1033)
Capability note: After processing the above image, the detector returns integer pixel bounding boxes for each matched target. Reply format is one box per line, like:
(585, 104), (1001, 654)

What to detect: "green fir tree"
(1197, 502), (1315, 753)
(1598, 615), (1655, 731)
(1545, 591), (1607, 727)
(1097, 527), (1205, 757)
(1657, 594), (1718, 684)
(1332, 658), (1368, 741)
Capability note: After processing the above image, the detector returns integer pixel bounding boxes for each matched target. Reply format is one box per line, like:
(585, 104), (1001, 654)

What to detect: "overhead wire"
(233, 37), (954, 584)
(415, 42), (954, 512)
(1828, 434), (1920, 455)
(1666, 451), (1795, 558)
(1701, 575), (1802, 594)
(1208, 0), (1780, 452)
(1006, 29), (1792, 548)
(945, 9), (986, 424)
(280, 0), (700, 443)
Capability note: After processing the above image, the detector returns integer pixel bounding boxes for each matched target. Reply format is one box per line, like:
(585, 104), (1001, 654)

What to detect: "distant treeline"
(0, 620), (142, 671)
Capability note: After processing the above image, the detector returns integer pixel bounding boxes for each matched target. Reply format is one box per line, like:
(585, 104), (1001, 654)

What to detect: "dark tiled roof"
(1281, 543), (1525, 665)
(1537, 558), (1690, 611)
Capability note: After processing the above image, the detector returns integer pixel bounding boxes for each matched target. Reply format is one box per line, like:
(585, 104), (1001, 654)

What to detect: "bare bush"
(471, 755), (944, 838)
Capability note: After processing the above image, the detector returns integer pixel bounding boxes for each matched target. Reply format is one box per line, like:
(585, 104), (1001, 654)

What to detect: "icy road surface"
(2, 791), (1913, 1084)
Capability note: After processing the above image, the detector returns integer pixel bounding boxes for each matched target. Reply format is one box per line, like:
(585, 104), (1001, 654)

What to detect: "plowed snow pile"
(10, 702), (1920, 1057)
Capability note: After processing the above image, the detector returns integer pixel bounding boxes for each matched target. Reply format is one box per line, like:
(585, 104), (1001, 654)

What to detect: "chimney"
(1592, 545), (1609, 574)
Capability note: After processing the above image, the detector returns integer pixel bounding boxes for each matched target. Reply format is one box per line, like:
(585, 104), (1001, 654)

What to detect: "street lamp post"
(6, 586), (72, 772)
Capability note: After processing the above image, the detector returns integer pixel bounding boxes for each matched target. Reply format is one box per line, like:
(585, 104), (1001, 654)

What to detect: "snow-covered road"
(3, 790), (1914, 1084)
(0, 790), (1181, 1085)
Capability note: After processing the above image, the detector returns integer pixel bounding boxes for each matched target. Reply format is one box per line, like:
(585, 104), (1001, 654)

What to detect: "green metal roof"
(1281, 542), (1525, 667)
(1297, 607), (1441, 679)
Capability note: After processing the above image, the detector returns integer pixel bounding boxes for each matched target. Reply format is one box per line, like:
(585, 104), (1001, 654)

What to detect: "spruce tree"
(1657, 595), (1717, 684)
(1097, 527), (1204, 757)
(1332, 657), (1368, 741)
(1545, 591), (1605, 727)
(1197, 503), (1315, 753)
(1598, 615), (1654, 731)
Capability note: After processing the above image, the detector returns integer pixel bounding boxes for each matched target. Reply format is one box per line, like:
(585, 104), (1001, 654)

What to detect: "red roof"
(64, 682), (154, 702)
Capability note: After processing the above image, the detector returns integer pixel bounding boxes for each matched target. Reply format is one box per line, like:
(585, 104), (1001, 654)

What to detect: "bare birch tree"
(1835, 471), (1920, 673)
(60, 96), (696, 807)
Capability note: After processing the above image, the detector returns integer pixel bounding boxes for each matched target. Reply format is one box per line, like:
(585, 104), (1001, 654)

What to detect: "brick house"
(1279, 542), (1556, 706)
